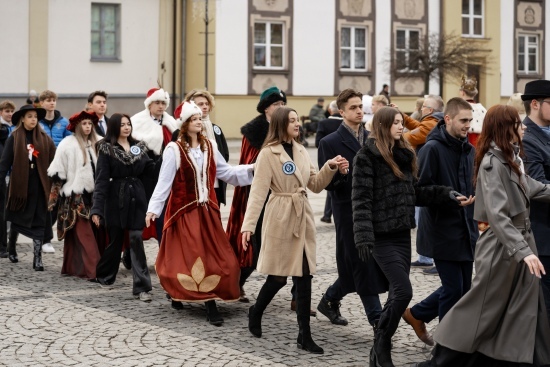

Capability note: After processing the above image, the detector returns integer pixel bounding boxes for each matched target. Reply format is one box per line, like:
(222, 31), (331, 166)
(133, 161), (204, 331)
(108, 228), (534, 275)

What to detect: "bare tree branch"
(388, 32), (491, 95)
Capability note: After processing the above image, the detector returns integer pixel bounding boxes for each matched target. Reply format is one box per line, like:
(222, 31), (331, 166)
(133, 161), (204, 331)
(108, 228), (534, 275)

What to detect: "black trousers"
(0, 179), (7, 252)
(411, 259), (473, 323)
(541, 255), (550, 326)
(96, 227), (152, 295)
(372, 230), (412, 339)
(324, 277), (382, 325)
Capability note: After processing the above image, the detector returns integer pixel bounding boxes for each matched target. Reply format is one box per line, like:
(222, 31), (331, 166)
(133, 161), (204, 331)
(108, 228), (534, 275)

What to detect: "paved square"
(0, 139), (442, 366)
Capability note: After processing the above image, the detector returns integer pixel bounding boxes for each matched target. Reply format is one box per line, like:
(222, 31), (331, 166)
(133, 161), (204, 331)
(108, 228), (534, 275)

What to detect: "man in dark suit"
(316, 88), (385, 328)
(88, 91), (108, 137)
(316, 100), (343, 223)
(521, 80), (550, 323)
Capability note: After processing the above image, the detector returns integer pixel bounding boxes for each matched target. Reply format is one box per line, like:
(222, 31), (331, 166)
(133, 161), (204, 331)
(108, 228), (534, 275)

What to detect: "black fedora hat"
(521, 80), (550, 101)
(12, 104), (46, 125)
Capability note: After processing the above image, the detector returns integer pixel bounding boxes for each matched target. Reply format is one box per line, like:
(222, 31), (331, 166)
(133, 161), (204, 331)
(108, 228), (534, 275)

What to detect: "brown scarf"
(8, 127), (55, 211)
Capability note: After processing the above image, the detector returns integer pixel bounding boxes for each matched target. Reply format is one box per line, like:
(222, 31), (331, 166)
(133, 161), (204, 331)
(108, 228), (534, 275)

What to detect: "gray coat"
(433, 147), (550, 364)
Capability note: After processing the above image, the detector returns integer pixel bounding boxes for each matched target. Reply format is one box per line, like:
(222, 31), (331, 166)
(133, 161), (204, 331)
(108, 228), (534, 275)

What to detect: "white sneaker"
(134, 292), (152, 302)
(42, 243), (55, 253)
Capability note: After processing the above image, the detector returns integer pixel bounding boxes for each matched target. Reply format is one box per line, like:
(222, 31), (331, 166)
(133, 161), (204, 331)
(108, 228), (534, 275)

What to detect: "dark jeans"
(411, 259), (473, 323)
(372, 230), (412, 339)
(324, 277), (382, 325)
(96, 227), (152, 295)
(323, 192), (332, 219)
(541, 255), (550, 325)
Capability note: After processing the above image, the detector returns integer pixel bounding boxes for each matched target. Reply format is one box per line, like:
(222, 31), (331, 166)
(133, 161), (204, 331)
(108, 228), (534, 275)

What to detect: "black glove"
(357, 244), (373, 263)
(449, 190), (463, 204)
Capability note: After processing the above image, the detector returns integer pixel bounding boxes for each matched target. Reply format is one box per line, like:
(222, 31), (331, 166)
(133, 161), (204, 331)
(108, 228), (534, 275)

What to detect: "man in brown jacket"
(403, 95), (444, 151)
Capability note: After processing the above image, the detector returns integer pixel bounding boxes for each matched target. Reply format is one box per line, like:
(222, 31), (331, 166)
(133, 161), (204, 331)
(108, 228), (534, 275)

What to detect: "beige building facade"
(1, 0), (548, 137)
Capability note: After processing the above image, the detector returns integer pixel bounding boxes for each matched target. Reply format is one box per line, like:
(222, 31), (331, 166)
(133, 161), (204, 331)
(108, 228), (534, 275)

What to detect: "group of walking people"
(1, 79), (550, 366)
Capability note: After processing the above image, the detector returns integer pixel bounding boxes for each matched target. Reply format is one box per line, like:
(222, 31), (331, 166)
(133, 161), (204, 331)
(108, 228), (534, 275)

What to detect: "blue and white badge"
(282, 161), (296, 175)
(130, 146), (142, 156)
(213, 125), (222, 135)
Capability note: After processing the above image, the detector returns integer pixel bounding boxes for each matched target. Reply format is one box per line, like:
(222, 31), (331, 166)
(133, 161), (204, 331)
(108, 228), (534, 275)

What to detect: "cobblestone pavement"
(0, 138), (442, 366)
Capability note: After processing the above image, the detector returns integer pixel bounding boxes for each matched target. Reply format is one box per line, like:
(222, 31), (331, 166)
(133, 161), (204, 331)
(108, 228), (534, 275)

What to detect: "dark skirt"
(62, 216), (100, 280)
(11, 222), (45, 241)
(156, 205), (240, 302)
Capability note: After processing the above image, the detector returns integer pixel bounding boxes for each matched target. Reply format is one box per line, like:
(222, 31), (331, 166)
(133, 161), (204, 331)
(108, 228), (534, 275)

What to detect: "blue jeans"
(411, 259), (473, 323)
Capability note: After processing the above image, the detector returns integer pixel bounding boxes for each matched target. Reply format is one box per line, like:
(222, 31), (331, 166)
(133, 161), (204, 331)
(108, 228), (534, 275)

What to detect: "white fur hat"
(174, 101), (202, 123)
(144, 88), (170, 109)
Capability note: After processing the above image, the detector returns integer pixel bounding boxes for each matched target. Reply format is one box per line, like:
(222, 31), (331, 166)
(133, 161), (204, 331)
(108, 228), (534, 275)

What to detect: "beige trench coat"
(434, 148), (550, 364)
(241, 142), (337, 276)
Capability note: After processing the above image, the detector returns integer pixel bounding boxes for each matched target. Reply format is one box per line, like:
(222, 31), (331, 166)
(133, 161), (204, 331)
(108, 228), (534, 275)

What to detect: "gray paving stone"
(0, 139), (445, 366)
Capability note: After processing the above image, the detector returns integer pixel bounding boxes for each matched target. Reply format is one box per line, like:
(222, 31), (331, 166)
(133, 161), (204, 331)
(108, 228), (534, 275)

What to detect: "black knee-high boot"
(32, 239), (44, 271)
(8, 229), (18, 263)
(371, 326), (395, 367)
(295, 275), (323, 354)
(205, 300), (223, 326)
(248, 278), (286, 338)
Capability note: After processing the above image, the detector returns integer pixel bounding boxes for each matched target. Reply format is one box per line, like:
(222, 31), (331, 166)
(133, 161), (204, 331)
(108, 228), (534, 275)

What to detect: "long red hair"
(473, 105), (524, 184)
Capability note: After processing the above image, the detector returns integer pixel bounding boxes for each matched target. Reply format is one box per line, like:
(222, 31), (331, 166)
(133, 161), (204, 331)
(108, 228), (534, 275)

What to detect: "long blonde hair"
(74, 121), (99, 164)
(370, 107), (417, 179)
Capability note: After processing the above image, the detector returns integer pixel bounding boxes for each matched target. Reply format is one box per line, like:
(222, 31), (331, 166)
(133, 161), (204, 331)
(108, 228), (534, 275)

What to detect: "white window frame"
(517, 34), (539, 74)
(462, 0), (484, 38)
(253, 21), (285, 70)
(395, 28), (420, 73)
(340, 25), (367, 71)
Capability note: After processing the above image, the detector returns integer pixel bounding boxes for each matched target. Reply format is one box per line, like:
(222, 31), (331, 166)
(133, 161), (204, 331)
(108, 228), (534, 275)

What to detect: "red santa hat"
(174, 101), (202, 123)
(144, 88), (170, 109)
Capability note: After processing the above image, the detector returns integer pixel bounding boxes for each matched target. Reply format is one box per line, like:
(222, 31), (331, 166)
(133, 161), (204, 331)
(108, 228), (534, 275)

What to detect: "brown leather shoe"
(290, 300), (317, 316)
(239, 286), (249, 303)
(402, 308), (434, 346)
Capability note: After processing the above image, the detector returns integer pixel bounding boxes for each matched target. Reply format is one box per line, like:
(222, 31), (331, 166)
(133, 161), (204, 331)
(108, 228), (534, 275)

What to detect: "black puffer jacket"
(352, 138), (454, 250)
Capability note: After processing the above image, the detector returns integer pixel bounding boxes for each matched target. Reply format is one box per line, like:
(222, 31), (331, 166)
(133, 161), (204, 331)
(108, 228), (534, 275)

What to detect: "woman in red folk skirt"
(48, 111), (101, 279)
(146, 101), (254, 326)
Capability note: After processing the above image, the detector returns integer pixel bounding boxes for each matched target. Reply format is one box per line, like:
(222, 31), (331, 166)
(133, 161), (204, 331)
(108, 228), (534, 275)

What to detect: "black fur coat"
(241, 114), (269, 150)
(351, 138), (453, 250)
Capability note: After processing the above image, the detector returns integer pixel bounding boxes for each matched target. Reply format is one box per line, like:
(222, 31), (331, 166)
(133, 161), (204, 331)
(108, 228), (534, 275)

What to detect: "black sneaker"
(317, 295), (348, 326)
(423, 266), (438, 275)
(411, 260), (433, 267)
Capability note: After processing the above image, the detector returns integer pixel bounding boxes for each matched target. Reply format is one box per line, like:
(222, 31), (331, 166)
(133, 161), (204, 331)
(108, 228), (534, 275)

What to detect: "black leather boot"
(32, 239), (44, 271)
(296, 275), (323, 354)
(8, 229), (18, 263)
(204, 300), (223, 326)
(317, 294), (348, 325)
(248, 277), (286, 338)
(371, 328), (394, 367)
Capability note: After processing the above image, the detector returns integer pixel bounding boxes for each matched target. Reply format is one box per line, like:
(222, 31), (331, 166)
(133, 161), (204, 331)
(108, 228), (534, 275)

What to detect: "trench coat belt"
(511, 216), (531, 234)
(272, 188), (307, 238)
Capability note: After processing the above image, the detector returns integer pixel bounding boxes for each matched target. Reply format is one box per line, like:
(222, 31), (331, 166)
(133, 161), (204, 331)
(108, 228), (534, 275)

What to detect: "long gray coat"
(434, 147), (550, 364)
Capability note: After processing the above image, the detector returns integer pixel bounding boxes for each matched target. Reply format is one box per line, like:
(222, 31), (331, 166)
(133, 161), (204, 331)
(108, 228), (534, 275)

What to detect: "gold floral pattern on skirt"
(177, 257), (221, 293)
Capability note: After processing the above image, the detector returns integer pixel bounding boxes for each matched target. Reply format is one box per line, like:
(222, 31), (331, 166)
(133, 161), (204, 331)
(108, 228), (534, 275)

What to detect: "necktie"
(100, 120), (106, 134)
